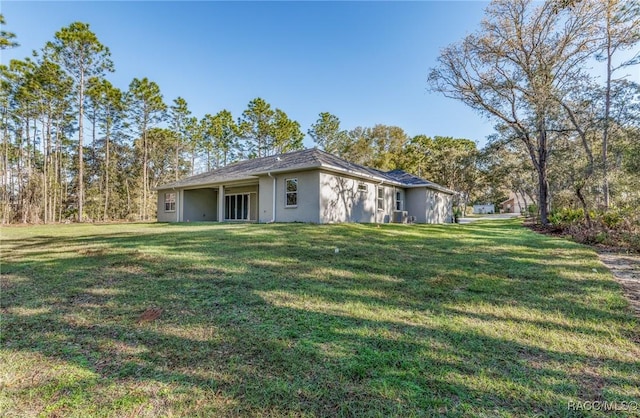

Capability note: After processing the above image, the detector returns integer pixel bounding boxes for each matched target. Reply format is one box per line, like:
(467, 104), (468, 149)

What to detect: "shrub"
(453, 207), (462, 223)
(623, 232), (640, 252)
(599, 209), (625, 229)
(544, 206), (639, 252)
(549, 208), (585, 227)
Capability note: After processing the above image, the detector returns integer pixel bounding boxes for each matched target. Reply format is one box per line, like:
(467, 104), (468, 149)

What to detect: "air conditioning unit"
(392, 210), (408, 224)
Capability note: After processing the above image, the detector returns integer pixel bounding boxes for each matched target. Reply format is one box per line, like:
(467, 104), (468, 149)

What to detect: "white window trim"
(285, 178), (298, 208)
(377, 186), (384, 211)
(396, 191), (403, 211)
(165, 192), (176, 212)
(358, 182), (368, 192)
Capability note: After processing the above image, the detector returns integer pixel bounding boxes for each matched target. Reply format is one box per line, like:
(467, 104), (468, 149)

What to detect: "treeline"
(3, 0), (638, 228)
(0, 20), (309, 223)
(1, 18), (483, 224)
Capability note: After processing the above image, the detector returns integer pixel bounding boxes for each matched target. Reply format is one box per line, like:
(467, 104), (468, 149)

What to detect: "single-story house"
(473, 204), (494, 214)
(155, 148), (454, 224)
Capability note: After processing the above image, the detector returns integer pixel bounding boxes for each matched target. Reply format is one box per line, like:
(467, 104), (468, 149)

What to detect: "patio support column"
(218, 185), (225, 222)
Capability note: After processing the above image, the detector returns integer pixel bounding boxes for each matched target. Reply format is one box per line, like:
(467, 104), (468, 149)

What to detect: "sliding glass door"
(225, 194), (251, 221)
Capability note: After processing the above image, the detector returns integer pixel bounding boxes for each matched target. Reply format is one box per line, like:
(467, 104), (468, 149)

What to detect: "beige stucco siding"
(405, 188), (453, 223)
(318, 171), (402, 224)
(183, 188), (218, 222)
(426, 190), (453, 223)
(405, 189), (427, 223)
(157, 190), (179, 222)
(258, 170), (320, 223)
(224, 185), (258, 195)
(319, 171), (377, 223)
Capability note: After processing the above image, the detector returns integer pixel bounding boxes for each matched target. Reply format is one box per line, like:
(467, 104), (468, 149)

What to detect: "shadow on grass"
(1, 220), (639, 416)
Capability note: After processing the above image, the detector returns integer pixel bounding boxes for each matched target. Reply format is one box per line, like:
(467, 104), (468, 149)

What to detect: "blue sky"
(4, 1), (635, 149)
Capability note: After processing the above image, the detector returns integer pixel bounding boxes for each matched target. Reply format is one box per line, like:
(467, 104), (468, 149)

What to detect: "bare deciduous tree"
(428, 0), (600, 224)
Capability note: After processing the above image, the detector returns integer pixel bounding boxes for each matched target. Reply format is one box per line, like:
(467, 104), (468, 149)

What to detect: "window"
(285, 178), (298, 207)
(395, 191), (402, 211)
(358, 182), (368, 193)
(377, 187), (384, 210)
(165, 192), (176, 212)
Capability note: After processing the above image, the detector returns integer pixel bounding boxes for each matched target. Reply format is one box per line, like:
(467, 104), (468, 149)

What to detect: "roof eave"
(318, 164), (405, 187)
(404, 183), (456, 194)
(154, 175), (259, 190)
(251, 162), (323, 176)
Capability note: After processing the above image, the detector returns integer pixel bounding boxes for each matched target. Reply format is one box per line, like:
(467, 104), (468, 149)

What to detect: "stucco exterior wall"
(440, 192), (453, 223)
(426, 189), (453, 223)
(224, 185), (258, 195)
(157, 190), (179, 222)
(405, 189), (427, 223)
(183, 188), (218, 222)
(319, 172), (376, 223)
(258, 170), (320, 223)
(318, 172), (404, 224)
(405, 188), (453, 223)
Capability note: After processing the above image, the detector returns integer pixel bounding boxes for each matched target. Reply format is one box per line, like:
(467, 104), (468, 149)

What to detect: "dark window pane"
(286, 179), (297, 192)
(286, 192), (297, 206)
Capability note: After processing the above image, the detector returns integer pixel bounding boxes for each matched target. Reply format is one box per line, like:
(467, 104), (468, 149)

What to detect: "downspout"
(377, 179), (384, 223)
(268, 172), (276, 223)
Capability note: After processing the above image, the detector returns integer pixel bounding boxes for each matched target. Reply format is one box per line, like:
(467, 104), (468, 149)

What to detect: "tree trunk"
(575, 184), (592, 228)
(78, 71), (85, 223)
(191, 147), (195, 176)
(538, 169), (549, 225)
(1, 106), (9, 224)
(22, 118), (31, 223)
(42, 118), (48, 223)
(175, 144), (179, 181)
(537, 129), (550, 225)
(103, 120), (110, 221)
(126, 177), (131, 217)
(602, 5), (613, 210)
(143, 129), (148, 220)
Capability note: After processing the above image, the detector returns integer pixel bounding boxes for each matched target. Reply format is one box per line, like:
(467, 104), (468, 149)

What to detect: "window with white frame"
(165, 192), (176, 212)
(396, 191), (402, 211)
(285, 178), (298, 207)
(377, 187), (384, 210)
(358, 182), (368, 192)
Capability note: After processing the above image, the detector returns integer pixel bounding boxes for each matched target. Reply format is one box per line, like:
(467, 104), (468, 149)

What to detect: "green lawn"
(1, 220), (638, 417)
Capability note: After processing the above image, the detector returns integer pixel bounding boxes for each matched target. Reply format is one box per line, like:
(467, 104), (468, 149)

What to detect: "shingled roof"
(156, 148), (454, 194)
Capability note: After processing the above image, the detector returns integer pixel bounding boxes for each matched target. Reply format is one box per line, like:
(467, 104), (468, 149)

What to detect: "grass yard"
(1, 220), (639, 417)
